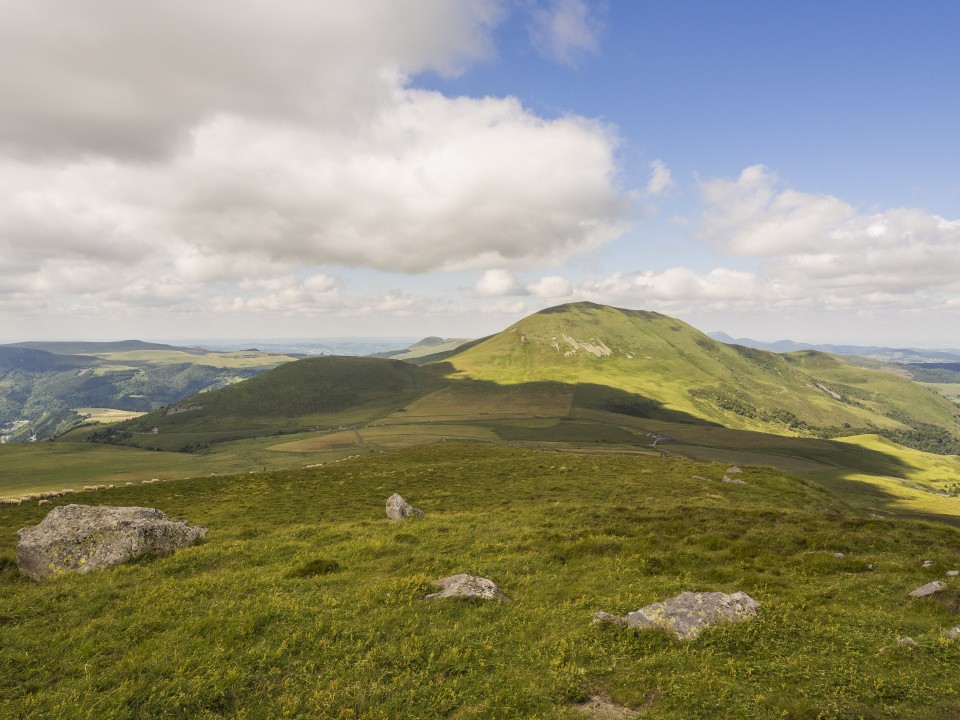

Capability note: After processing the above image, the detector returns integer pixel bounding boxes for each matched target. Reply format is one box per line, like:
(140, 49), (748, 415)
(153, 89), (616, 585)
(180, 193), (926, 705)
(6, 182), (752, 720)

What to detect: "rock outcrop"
(425, 573), (509, 601)
(16, 504), (207, 581)
(385, 493), (424, 521)
(593, 591), (759, 639)
(909, 581), (945, 598)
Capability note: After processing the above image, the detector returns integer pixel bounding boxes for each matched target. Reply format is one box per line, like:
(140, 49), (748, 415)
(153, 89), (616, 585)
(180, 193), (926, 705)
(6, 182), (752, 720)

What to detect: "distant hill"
(91, 302), (960, 457)
(370, 336), (474, 362)
(2, 340), (198, 356)
(99, 356), (447, 451)
(709, 331), (960, 363)
(0, 343), (299, 443)
(439, 302), (960, 449)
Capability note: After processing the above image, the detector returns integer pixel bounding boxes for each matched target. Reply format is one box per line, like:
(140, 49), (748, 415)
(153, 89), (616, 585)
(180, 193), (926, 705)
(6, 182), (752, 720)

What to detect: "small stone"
(946, 570), (958, 577)
(865, 564), (875, 571)
(897, 636), (917, 647)
(385, 493), (424, 521)
(944, 626), (960, 640)
(721, 475), (746, 485)
(909, 581), (945, 598)
(832, 552), (845, 559)
(425, 574), (509, 601)
(726, 466), (743, 473)
(922, 560), (934, 568)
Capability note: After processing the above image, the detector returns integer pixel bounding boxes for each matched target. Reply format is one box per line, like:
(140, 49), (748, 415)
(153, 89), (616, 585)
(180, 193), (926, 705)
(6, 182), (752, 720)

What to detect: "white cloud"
(528, 275), (573, 298)
(473, 269), (527, 296)
(696, 165), (960, 306)
(0, 0), (632, 323)
(699, 165), (855, 255)
(528, 0), (601, 66)
(646, 160), (674, 196)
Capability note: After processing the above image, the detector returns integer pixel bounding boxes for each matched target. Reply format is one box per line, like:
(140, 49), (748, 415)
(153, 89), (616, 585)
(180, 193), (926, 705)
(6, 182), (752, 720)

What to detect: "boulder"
(385, 493), (424, 521)
(909, 581), (945, 598)
(596, 591), (759, 639)
(16, 504), (207, 581)
(425, 573), (509, 601)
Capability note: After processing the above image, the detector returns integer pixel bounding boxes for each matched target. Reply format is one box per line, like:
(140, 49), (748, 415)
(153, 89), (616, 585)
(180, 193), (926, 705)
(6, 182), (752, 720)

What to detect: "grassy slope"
(101, 356), (448, 451)
(2, 444), (960, 719)
(441, 302), (960, 438)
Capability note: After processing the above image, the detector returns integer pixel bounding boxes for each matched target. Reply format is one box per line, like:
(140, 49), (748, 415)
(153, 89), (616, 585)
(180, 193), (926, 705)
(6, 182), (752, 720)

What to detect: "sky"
(1, 0), (959, 346)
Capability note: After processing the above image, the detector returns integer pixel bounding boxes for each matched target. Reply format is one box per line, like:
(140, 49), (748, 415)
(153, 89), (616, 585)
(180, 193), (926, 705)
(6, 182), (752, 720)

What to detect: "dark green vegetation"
(905, 364), (960, 384)
(0, 342), (298, 442)
(2, 445), (959, 718)
(101, 357), (448, 452)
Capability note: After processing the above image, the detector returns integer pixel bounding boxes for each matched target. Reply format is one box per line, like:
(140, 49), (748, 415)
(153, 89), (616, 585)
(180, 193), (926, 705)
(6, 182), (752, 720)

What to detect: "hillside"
(98, 356), (447, 451)
(3, 444), (960, 718)
(0, 344), (299, 443)
(438, 302), (960, 450)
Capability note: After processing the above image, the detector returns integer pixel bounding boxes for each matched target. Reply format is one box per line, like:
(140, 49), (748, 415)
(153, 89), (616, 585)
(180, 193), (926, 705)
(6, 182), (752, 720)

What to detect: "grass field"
(2, 444), (960, 718)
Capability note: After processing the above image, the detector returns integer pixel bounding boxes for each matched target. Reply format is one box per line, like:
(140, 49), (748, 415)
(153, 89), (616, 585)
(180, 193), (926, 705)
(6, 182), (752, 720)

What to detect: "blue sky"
(1, 1), (958, 345)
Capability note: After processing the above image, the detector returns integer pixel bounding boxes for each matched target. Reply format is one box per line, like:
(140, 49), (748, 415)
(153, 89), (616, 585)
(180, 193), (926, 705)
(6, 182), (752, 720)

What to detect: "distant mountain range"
(708, 332), (960, 364)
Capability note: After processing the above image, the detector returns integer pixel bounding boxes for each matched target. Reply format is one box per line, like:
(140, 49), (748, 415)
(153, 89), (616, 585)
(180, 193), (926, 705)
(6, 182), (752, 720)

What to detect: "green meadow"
(2, 444), (959, 718)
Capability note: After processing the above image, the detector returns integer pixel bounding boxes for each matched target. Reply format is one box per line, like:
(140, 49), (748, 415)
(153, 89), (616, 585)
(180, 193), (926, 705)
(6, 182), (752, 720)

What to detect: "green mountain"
(90, 303), (960, 461)
(439, 302), (960, 448)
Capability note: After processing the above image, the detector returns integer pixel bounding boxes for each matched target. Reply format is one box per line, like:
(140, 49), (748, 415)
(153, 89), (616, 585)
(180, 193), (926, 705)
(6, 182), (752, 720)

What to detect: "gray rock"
(385, 493), (424, 521)
(832, 552), (846, 559)
(909, 580), (945, 598)
(897, 636), (917, 647)
(721, 475), (746, 485)
(922, 560), (934, 568)
(16, 504), (207, 581)
(600, 591), (759, 639)
(425, 573), (509, 601)
(726, 466), (743, 474)
(945, 626), (960, 640)
(946, 570), (958, 577)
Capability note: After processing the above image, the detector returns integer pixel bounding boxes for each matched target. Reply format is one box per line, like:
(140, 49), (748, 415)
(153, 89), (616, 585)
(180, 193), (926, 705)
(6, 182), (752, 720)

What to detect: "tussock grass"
(2, 444), (959, 718)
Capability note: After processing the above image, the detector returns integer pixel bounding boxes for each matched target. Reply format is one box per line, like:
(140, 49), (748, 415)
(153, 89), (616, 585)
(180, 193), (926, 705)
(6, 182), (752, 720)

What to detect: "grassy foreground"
(2, 444), (960, 719)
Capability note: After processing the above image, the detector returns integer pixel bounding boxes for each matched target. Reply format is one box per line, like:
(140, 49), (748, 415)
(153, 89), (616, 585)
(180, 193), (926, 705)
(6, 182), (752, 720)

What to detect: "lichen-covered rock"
(909, 581), (945, 598)
(16, 504), (207, 581)
(385, 493), (423, 521)
(598, 591), (759, 639)
(721, 475), (746, 484)
(425, 573), (509, 601)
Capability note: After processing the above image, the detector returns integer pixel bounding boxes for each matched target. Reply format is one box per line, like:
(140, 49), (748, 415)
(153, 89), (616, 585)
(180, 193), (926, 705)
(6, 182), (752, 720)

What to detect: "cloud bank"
(0, 0), (629, 326)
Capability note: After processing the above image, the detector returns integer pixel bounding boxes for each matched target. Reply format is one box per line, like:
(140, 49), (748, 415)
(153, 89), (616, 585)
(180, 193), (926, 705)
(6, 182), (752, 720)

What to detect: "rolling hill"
(0, 343), (300, 443)
(439, 302), (960, 445)
(74, 302), (960, 495)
